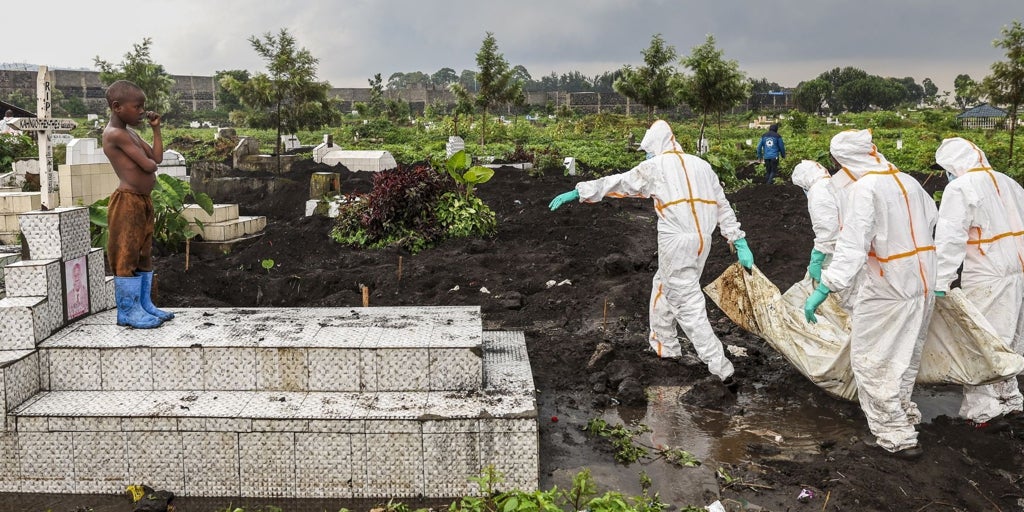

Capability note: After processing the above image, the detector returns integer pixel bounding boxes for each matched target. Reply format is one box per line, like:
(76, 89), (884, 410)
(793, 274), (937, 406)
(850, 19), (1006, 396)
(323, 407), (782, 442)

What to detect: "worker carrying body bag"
(704, 263), (1024, 401)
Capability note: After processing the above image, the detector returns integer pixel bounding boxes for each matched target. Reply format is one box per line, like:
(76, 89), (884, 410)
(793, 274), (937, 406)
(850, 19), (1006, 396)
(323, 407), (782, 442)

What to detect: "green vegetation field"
(5, 108), (1022, 191)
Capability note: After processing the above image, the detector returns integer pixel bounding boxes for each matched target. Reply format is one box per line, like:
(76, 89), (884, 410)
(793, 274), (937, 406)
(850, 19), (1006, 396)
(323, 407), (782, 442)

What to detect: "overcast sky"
(4, 0), (1023, 94)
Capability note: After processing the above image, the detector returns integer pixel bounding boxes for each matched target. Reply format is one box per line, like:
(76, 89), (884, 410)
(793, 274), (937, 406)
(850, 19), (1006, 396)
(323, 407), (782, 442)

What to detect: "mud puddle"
(604, 383), (965, 466)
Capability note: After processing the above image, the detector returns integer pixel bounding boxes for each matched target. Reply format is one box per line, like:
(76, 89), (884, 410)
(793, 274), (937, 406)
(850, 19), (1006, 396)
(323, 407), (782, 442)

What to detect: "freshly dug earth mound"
(158, 161), (1023, 511)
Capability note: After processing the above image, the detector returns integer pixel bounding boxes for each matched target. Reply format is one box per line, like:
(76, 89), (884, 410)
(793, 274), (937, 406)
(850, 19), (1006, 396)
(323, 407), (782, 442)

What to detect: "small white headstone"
(282, 134), (300, 151)
(313, 135), (340, 164)
(445, 136), (466, 159)
(896, 139), (903, 150)
(161, 150), (186, 166)
(189, 121), (201, 128)
(563, 157), (576, 176)
(698, 138), (710, 155)
(86, 114), (98, 121)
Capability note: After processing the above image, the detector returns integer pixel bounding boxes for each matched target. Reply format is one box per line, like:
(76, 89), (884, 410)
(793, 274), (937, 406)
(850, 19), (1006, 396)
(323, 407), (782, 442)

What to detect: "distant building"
(957, 103), (1007, 129)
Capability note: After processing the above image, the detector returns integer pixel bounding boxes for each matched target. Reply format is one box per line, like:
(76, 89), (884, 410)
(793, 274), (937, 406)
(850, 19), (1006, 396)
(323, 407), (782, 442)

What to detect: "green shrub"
(330, 164), (447, 253)
(0, 133), (36, 169)
(434, 192), (496, 238)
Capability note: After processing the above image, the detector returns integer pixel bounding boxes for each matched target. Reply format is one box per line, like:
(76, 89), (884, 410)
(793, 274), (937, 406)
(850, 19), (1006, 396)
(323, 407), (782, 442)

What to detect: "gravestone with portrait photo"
(0, 206), (114, 349)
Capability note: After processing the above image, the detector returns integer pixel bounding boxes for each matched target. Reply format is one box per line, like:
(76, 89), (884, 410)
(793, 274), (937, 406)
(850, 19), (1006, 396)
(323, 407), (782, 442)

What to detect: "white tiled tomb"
(0, 207), (538, 498)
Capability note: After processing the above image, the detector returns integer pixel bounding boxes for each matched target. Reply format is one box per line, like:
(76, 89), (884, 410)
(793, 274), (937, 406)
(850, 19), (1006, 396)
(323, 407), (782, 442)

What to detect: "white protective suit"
(792, 160), (840, 261)
(821, 129), (937, 452)
(575, 120), (746, 380)
(934, 137), (1024, 422)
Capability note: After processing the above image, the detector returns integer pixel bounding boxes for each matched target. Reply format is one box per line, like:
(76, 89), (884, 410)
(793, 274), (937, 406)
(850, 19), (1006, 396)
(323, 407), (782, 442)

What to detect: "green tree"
(593, 70), (623, 92)
(471, 32), (524, 145)
(354, 73), (387, 118)
(794, 78), (830, 114)
(93, 38), (176, 114)
(431, 67), (458, 87)
(213, 69), (250, 113)
(386, 71), (430, 90)
(447, 82), (476, 137)
(511, 65), (533, 85)
(676, 35), (749, 145)
(222, 28), (340, 159)
(458, 69), (477, 92)
(612, 34), (679, 122)
(893, 76), (924, 105)
(560, 70), (593, 91)
(983, 20), (1024, 165)
(954, 73), (980, 109)
(922, 77), (939, 104)
(816, 66), (868, 112)
(386, 72), (406, 90)
(835, 76), (904, 112)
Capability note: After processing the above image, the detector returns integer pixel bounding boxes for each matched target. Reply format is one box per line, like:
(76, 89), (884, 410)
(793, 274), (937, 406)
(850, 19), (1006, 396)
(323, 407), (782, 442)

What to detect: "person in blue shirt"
(756, 123), (786, 184)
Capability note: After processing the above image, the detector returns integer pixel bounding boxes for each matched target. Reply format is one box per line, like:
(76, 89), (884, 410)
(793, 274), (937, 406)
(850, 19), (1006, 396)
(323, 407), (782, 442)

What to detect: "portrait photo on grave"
(64, 256), (89, 321)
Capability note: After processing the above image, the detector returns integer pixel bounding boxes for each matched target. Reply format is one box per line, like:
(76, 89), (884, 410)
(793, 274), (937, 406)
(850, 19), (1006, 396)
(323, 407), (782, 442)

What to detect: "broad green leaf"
(463, 166), (494, 185)
(448, 149), (469, 172)
(194, 192), (215, 214)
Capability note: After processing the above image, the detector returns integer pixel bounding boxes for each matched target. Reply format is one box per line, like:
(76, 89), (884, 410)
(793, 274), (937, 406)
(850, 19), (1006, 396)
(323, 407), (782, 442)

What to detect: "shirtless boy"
(102, 80), (173, 328)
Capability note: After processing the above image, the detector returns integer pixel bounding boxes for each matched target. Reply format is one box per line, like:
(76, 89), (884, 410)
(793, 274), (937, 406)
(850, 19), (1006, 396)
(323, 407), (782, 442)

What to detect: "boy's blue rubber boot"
(114, 276), (164, 329)
(136, 270), (175, 321)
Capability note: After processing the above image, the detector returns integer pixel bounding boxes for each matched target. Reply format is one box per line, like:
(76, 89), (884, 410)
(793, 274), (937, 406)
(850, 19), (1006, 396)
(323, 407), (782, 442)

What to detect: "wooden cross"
(7, 66), (77, 209)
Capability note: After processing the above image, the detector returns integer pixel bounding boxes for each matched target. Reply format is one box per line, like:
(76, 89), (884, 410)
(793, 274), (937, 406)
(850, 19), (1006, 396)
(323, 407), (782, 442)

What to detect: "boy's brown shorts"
(106, 188), (155, 277)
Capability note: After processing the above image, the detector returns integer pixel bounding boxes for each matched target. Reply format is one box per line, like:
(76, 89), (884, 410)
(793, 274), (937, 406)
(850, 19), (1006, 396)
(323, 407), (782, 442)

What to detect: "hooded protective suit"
(792, 160), (839, 277)
(820, 129), (937, 452)
(934, 137), (1024, 422)
(574, 120), (746, 380)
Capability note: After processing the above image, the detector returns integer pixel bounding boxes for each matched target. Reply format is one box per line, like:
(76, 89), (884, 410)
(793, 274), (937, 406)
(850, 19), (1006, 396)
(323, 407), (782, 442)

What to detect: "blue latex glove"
(804, 283), (831, 323)
(733, 238), (754, 270)
(808, 249), (826, 282)
(934, 290), (946, 297)
(549, 190), (580, 211)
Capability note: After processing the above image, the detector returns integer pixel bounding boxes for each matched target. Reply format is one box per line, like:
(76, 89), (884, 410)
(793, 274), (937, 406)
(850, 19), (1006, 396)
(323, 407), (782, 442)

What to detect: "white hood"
(639, 119), (683, 156)
(829, 129), (896, 189)
(792, 160), (830, 192)
(935, 137), (992, 178)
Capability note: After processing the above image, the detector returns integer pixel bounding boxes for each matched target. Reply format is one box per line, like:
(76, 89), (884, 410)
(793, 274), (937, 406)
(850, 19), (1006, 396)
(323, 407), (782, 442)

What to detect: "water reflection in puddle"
(605, 383), (964, 465)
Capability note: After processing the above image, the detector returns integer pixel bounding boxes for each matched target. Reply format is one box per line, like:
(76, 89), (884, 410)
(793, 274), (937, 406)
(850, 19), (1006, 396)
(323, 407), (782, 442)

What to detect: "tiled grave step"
(5, 331), (538, 498)
(0, 350), (41, 431)
(39, 306), (484, 392)
(18, 207), (91, 261)
(181, 203), (239, 224)
(0, 250), (114, 350)
(0, 297), (49, 350)
(0, 248), (21, 297)
(192, 216), (266, 242)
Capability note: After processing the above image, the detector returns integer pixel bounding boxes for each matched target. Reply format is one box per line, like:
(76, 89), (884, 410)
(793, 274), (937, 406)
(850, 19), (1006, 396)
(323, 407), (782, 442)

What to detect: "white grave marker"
(8, 66), (78, 208)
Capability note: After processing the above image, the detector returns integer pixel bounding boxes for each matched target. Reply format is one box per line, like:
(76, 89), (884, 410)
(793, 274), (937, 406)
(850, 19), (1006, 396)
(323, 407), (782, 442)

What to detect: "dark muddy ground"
(142, 159), (1024, 511)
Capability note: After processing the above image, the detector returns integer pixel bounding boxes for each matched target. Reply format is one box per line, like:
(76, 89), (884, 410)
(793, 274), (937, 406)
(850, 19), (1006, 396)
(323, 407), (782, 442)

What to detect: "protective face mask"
(946, 170), (956, 182)
(645, 152), (655, 160)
